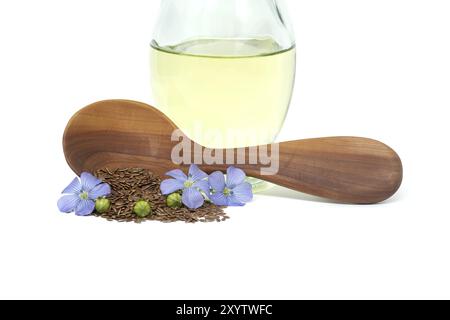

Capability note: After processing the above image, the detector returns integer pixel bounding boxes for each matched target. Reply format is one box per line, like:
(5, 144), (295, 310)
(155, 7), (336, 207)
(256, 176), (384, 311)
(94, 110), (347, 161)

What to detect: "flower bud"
(95, 198), (111, 214)
(166, 193), (182, 208)
(133, 200), (152, 217)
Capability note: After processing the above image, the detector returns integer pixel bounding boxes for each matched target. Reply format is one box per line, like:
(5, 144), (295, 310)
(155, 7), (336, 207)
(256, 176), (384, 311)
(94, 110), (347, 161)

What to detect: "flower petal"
(182, 187), (205, 209)
(188, 164), (208, 182)
(57, 194), (81, 213)
(80, 172), (102, 192)
(210, 192), (228, 206)
(89, 183), (111, 200)
(160, 178), (184, 195)
(226, 166), (246, 188)
(208, 171), (226, 192)
(232, 182), (253, 203)
(227, 198), (246, 207)
(165, 169), (187, 182)
(193, 179), (210, 195)
(75, 199), (95, 216)
(62, 177), (82, 194)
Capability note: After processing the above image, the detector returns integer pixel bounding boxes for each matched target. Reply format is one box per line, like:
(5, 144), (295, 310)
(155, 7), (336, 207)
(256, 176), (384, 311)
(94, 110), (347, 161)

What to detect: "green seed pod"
(166, 193), (182, 208)
(133, 200), (152, 217)
(95, 198), (111, 214)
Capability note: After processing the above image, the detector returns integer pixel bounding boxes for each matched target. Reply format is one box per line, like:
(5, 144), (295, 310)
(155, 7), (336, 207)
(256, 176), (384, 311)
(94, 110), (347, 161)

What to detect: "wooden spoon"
(63, 100), (402, 204)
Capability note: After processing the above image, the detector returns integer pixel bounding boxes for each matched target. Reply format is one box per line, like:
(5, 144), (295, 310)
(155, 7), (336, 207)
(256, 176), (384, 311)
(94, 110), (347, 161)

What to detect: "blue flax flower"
(160, 165), (209, 209)
(209, 167), (253, 206)
(57, 172), (111, 216)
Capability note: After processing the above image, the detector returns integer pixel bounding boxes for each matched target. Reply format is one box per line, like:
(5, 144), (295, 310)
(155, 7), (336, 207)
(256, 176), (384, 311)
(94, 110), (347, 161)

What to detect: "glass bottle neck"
(154, 0), (295, 52)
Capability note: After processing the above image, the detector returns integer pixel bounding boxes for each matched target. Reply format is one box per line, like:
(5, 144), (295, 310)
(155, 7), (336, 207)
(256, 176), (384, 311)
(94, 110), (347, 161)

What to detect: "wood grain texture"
(63, 100), (403, 204)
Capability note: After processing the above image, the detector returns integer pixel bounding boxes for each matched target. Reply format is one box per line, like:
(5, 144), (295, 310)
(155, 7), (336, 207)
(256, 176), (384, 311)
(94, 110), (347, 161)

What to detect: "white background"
(0, 0), (449, 300)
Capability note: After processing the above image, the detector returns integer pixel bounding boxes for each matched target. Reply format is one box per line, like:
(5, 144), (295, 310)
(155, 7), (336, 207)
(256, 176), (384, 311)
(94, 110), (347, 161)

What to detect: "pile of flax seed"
(94, 168), (229, 223)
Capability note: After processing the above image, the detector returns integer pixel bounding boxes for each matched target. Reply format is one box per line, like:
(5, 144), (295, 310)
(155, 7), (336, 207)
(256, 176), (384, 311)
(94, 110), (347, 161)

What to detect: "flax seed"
(93, 168), (228, 223)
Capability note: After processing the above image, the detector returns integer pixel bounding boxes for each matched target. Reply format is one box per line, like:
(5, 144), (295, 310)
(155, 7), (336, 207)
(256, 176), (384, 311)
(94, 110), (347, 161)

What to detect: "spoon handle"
(198, 137), (403, 204)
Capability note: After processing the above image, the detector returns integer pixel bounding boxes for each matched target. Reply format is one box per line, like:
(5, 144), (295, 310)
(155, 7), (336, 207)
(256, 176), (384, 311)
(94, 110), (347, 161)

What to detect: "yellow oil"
(150, 38), (296, 148)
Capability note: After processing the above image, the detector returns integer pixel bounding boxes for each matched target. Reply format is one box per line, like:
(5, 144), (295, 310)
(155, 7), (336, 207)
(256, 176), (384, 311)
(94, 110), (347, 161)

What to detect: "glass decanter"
(150, 0), (296, 190)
